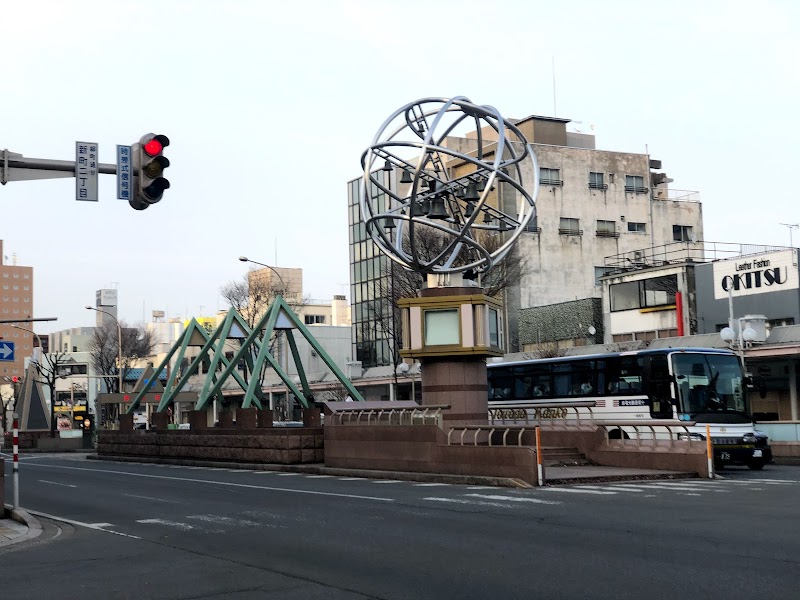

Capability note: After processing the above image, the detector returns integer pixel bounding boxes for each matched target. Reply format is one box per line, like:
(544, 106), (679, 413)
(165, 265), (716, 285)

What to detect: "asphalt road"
(2, 454), (799, 600)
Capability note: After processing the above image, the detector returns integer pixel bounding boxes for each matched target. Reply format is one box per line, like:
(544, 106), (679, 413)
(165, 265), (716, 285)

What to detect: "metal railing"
(603, 241), (790, 272)
(447, 425), (531, 447)
(596, 420), (699, 449)
(330, 405), (450, 427)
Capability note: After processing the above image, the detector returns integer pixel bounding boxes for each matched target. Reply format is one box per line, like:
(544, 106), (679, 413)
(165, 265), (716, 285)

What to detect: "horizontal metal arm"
(1, 149), (123, 184)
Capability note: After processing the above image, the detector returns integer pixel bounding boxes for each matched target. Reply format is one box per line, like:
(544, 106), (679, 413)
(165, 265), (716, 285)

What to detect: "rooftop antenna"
(779, 223), (799, 248)
(552, 56), (557, 117)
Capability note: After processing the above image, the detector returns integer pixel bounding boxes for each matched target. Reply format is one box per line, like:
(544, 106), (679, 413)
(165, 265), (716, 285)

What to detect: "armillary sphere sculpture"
(360, 96), (538, 276)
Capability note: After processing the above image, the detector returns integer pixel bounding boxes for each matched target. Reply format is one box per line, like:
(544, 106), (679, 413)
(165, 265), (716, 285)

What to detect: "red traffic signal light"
(11, 376), (20, 383)
(131, 133), (171, 210)
(143, 137), (165, 156)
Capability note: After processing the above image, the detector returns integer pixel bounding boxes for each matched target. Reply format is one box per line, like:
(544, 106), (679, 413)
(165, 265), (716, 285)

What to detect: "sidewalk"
(0, 508), (41, 547)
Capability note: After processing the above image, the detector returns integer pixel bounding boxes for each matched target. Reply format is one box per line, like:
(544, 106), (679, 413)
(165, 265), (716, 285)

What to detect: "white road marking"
(338, 477), (363, 481)
(38, 479), (77, 488)
(276, 473), (299, 476)
(414, 483), (449, 487)
(137, 518), (195, 531)
(682, 493), (701, 496)
(27, 510), (141, 539)
(424, 497), (562, 508)
(465, 493), (561, 505)
(544, 488), (618, 495)
(467, 486), (494, 490)
(305, 475), (333, 478)
(20, 463), (396, 503)
(372, 480), (402, 484)
(121, 493), (181, 504)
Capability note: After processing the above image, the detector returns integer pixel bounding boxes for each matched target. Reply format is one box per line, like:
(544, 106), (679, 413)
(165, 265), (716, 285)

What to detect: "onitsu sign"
(75, 141), (99, 201)
(713, 249), (799, 299)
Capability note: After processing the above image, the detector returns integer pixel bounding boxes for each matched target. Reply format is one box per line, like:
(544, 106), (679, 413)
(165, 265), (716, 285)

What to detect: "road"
(2, 454), (800, 599)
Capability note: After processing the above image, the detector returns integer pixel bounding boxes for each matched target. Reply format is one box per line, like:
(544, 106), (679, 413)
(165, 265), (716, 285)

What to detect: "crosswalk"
(543, 477), (799, 497)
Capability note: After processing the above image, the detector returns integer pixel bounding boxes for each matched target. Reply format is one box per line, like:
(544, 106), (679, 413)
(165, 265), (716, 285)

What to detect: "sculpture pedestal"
(399, 283), (502, 431)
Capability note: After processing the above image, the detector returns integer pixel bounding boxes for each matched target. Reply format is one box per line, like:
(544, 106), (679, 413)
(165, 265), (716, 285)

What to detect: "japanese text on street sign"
(75, 141), (99, 201)
(117, 145), (132, 200)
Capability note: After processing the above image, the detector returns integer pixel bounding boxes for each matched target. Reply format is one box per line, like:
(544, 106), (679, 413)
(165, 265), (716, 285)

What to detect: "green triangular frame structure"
(126, 299), (364, 415)
(199, 296), (364, 410)
(126, 309), (261, 414)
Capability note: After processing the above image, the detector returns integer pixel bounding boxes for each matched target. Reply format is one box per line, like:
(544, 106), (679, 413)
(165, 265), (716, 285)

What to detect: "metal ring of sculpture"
(360, 97), (538, 275)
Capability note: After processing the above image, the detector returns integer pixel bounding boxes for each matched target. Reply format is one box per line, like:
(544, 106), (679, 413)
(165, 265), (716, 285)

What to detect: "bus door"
(644, 354), (673, 419)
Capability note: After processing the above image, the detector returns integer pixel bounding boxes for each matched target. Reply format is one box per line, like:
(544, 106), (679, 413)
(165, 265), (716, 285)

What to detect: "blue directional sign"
(0, 341), (15, 362)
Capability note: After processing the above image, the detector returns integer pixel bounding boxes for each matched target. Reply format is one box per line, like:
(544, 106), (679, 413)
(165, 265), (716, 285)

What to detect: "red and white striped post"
(12, 412), (19, 510)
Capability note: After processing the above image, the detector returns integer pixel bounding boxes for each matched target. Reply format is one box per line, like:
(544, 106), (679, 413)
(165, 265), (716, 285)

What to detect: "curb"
(88, 454), (532, 488)
(2, 505), (43, 546)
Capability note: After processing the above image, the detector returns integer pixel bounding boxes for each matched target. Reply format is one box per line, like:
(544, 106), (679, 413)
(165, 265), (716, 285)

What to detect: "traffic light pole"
(0, 149), (123, 184)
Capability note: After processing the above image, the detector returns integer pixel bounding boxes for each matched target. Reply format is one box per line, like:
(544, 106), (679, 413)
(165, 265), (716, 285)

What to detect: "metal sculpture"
(360, 96), (538, 276)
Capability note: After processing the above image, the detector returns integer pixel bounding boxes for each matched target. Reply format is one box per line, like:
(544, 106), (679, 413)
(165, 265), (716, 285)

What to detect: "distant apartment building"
(348, 115), (705, 364)
(0, 240), (35, 378)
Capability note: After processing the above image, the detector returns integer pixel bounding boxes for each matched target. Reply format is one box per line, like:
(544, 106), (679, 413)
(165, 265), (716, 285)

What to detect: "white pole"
(12, 412), (20, 510)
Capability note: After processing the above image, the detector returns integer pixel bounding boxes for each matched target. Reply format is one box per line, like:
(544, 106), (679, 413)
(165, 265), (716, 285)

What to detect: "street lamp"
(85, 306), (123, 394)
(238, 256), (287, 293)
(9, 323), (43, 365)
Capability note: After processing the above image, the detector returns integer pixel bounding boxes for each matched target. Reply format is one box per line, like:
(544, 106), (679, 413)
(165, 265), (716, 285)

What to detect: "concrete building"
(348, 115), (705, 364)
(0, 240), (35, 379)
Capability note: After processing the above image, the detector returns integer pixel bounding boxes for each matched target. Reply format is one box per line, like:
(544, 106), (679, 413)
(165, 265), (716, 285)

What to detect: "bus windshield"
(671, 353), (749, 418)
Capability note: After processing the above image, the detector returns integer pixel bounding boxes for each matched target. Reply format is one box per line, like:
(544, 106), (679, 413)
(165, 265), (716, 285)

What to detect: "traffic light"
(130, 133), (170, 210)
(11, 376), (19, 383)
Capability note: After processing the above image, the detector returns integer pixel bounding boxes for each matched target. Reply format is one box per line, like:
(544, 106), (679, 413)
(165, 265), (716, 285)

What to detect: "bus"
(487, 347), (772, 470)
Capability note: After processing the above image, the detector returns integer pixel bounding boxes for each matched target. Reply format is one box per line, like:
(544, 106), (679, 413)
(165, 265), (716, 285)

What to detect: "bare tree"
(220, 269), (311, 388)
(371, 226), (529, 369)
(88, 321), (157, 394)
(32, 350), (70, 436)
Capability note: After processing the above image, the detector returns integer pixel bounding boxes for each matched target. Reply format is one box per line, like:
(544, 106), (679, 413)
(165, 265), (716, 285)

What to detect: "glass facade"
(348, 173), (397, 367)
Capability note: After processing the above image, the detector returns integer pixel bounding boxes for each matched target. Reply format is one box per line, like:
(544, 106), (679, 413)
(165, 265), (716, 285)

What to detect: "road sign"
(117, 145), (133, 200)
(75, 141), (99, 201)
(0, 341), (15, 361)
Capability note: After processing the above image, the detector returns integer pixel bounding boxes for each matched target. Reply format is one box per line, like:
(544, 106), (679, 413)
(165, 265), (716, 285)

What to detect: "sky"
(1, 0), (799, 336)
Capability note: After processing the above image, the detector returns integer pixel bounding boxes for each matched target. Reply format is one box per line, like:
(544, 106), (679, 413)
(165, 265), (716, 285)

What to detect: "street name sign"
(75, 141), (99, 201)
(116, 145), (133, 200)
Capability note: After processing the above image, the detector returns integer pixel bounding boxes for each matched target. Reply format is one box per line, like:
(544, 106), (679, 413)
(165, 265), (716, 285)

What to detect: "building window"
(559, 217), (581, 236)
(624, 175), (648, 193)
(595, 266), (612, 286)
(524, 216), (540, 233)
(628, 222), (646, 233)
(596, 220), (618, 238)
(304, 315), (326, 325)
(589, 172), (607, 190)
(610, 275), (678, 312)
(540, 167), (562, 186)
(673, 225), (694, 242)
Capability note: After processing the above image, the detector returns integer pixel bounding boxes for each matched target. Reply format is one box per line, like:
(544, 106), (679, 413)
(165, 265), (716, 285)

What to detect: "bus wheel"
(608, 428), (628, 440)
(747, 460), (766, 471)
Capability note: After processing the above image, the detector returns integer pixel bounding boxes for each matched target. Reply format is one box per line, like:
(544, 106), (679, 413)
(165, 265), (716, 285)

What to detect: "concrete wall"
(98, 429), (324, 464)
(519, 298), (602, 347)
(325, 425), (538, 484)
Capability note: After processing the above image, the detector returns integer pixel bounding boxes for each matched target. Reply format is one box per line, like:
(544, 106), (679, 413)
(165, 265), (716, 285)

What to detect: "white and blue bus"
(487, 347), (772, 470)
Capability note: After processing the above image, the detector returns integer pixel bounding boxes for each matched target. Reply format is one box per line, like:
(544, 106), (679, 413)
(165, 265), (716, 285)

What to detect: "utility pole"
(779, 223), (799, 248)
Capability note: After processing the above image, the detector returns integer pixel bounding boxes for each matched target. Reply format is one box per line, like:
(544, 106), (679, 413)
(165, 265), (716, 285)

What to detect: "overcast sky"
(2, 0), (798, 336)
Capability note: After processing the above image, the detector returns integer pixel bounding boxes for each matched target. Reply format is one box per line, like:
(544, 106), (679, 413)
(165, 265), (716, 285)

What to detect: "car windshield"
(671, 353), (748, 416)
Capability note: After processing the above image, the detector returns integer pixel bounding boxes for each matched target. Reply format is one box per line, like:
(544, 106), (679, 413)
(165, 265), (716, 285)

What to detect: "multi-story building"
(0, 240), (35, 379)
(348, 115), (705, 365)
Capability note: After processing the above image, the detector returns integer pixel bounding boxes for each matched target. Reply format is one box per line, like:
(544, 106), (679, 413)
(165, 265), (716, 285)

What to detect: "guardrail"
(447, 425), (532, 447)
(596, 420), (698, 449)
(330, 405), (450, 427)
